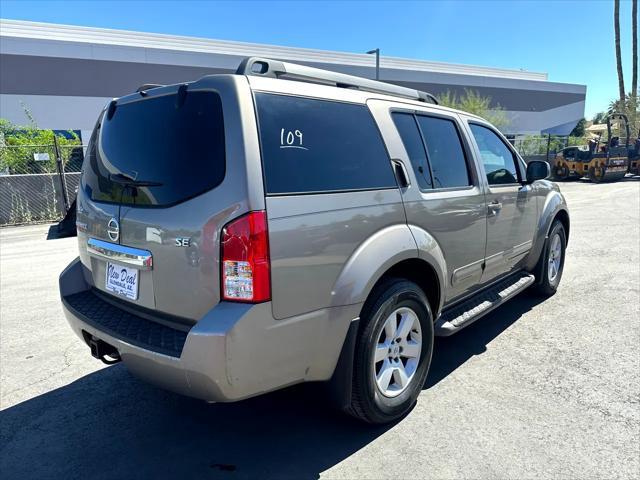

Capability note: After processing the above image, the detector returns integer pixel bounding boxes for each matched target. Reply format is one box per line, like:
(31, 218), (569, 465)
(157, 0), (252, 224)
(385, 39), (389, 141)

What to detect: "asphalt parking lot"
(1, 179), (639, 480)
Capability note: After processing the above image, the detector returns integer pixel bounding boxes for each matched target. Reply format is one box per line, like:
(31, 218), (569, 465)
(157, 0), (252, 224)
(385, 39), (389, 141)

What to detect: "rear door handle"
(391, 159), (410, 188)
(488, 200), (502, 215)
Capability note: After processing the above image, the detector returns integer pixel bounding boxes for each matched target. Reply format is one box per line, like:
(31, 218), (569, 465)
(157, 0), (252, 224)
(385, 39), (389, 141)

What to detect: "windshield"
(81, 91), (226, 207)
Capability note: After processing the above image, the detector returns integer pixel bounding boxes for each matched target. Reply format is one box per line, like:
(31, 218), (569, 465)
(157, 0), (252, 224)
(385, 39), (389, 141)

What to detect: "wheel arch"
(366, 258), (441, 322)
(525, 188), (570, 271)
(554, 208), (570, 244)
(330, 223), (446, 317)
(327, 232), (445, 412)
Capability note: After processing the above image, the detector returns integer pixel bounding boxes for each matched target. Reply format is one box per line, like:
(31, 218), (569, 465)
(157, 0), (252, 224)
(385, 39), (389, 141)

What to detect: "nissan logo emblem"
(107, 218), (120, 242)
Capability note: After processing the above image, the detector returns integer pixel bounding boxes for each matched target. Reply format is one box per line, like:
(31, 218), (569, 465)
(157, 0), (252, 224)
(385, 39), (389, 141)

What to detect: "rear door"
(369, 100), (488, 303)
(466, 122), (537, 281)
(76, 77), (258, 322)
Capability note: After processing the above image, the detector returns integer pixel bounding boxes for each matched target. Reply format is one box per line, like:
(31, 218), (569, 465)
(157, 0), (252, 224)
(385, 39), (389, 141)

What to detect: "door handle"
(488, 200), (502, 216)
(391, 159), (410, 188)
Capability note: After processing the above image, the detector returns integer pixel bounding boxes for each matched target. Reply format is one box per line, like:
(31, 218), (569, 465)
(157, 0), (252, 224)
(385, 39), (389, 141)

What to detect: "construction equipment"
(552, 113), (630, 183)
(628, 127), (639, 175)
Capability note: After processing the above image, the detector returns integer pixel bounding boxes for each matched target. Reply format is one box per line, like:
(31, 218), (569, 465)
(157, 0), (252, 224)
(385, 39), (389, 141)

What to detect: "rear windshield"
(82, 91), (225, 207)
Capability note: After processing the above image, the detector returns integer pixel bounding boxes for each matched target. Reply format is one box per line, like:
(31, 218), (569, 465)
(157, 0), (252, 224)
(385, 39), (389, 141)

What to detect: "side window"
(469, 124), (520, 185)
(415, 115), (471, 189)
(392, 113), (433, 189)
(255, 93), (397, 194)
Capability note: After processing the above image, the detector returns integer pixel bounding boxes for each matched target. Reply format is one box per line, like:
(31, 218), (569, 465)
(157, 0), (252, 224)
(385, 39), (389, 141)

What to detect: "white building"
(0, 19), (586, 142)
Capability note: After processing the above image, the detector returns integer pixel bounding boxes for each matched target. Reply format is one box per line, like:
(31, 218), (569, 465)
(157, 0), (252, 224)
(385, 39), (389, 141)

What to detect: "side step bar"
(435, 272), (535, 336)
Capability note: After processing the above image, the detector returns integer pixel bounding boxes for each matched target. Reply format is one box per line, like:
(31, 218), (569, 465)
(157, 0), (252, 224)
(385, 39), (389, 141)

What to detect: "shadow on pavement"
(0, 366), (390, 480)
(576, 174), (640, 185)
(46, 223), (75, 240)
(425, 293), (545, 389)
(1, 294), (545, 480)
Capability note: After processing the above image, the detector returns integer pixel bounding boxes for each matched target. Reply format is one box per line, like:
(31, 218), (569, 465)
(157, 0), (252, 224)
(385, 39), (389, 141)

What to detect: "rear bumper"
(60, 258), (360, 402)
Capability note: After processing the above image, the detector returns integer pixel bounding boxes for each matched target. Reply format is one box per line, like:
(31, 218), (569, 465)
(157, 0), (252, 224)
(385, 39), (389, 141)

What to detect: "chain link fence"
(0, 134), (596, 226)
(512, 135), (575, 164)
(0, 140), (84, 226)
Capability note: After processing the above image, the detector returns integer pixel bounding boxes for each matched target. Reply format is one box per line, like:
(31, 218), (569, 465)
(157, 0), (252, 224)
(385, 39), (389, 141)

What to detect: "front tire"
(532, 220), (566, 296)
(347, 278), (434, 424)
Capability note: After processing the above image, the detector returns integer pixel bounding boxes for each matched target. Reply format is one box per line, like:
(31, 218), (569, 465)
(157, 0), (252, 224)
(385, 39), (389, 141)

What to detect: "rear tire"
(531, 220), (566, 297)
(347, 278), (434, 424)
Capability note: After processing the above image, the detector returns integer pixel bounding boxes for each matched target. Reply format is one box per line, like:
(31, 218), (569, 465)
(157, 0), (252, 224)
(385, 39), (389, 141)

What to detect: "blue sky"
(1, 0), (634, 118)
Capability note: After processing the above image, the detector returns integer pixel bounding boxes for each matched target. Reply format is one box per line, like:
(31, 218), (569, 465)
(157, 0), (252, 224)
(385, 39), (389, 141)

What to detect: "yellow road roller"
(552, 113), (629, 183)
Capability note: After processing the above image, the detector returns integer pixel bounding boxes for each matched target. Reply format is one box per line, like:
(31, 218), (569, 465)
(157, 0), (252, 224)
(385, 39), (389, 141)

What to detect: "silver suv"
(59, 58), (569, 424)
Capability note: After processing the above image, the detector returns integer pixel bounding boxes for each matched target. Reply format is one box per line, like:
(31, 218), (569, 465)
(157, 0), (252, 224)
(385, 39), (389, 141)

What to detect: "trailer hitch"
(88, 336), (121, 365)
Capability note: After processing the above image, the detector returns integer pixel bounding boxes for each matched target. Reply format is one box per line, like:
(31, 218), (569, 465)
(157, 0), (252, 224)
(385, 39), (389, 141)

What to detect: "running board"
(435, 272), (535, 336)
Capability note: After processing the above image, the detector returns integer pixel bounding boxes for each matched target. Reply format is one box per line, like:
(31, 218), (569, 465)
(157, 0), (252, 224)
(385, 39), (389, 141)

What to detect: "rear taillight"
(221, 211), (271, 303)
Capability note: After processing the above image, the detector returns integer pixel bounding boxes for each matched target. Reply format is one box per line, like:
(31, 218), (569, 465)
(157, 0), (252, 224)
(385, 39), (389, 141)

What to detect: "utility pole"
(366, 48), (380, 80)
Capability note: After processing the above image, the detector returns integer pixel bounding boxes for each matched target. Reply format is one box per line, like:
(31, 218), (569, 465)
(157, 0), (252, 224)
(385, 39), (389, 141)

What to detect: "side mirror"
(526, 160), (550, 183)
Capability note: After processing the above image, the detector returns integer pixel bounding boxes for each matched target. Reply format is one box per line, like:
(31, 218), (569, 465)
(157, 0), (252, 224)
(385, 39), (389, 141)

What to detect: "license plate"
(105, 262), (139, 300)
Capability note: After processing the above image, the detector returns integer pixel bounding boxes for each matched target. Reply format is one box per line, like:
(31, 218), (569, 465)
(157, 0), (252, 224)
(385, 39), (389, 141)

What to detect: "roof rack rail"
(236, 57), (438, 105)
(136, 84), (164, 93)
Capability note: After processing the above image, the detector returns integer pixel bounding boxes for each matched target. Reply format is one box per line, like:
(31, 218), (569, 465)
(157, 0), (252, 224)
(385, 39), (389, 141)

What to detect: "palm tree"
(633, 0), (638, 98)
(608, 95), (628, 115)
(615, 0), (626, 104)
(632, 0), (638, 126)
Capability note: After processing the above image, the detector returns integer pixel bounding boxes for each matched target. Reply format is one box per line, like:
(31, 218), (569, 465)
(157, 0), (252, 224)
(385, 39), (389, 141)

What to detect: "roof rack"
(136, 83), (164, 93)
(236, 57), (438, 105)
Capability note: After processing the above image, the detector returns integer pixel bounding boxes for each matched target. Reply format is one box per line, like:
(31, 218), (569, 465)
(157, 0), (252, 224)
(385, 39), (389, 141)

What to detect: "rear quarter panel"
(267, 189), (407, 319)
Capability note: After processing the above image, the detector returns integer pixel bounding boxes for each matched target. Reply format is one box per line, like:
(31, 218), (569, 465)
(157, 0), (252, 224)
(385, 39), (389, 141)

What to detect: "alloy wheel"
(372, 307), (422, 397)
(548, 233), (562, 282)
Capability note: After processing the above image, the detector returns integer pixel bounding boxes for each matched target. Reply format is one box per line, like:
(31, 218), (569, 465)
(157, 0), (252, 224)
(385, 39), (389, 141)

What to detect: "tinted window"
(255, 94), (396, 194)
(470, 124), (519, 185)
(82, 91), (225, 207)
(392, 113), (433, 189)
(416, 116), (470, 189)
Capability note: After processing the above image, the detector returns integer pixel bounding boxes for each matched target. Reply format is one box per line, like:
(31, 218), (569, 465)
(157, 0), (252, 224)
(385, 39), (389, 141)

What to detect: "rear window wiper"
(109, 172), (163, 187)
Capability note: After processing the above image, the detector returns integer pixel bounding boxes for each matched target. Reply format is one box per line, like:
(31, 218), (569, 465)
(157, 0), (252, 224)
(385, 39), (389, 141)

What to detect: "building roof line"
(0, 18), (548, 81)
